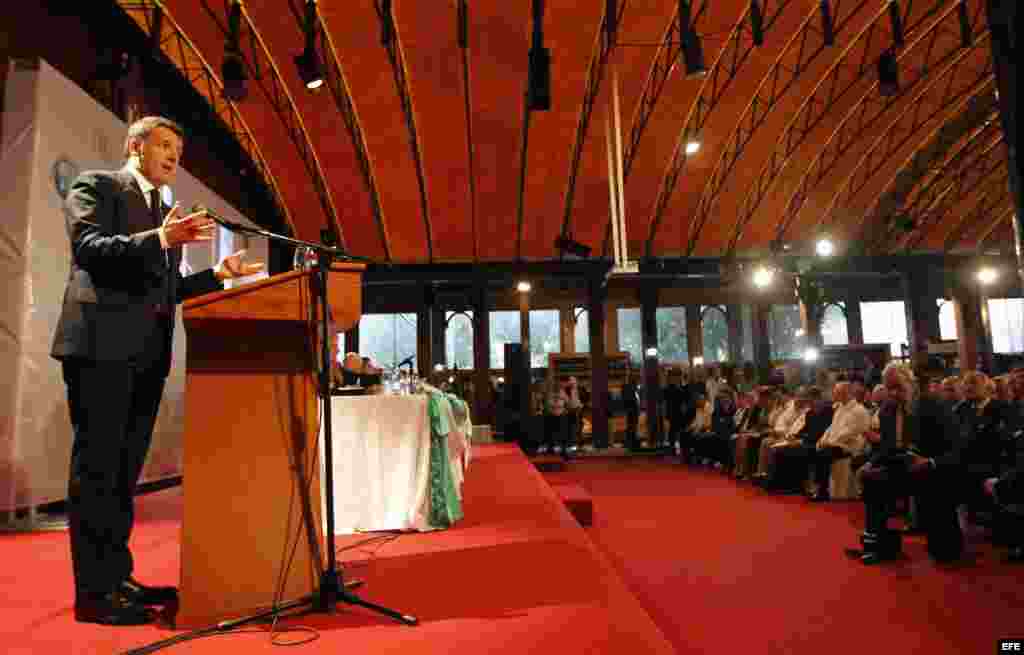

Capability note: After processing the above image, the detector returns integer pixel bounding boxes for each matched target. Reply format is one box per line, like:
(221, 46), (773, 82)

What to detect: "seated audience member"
(809, 381), (872, 501)
(984, 465), (1024, 562)
(751, 390), (807, 480)
(664, 368), (687, 455)
(955, 372), (1012, 515)
(761, 387), (834, 492)
(733, 389), (781, 478)
(681, 393), (712, 462)
(939, 376), (962, 408)
(541, 377), (569, 455)
(844, 363), (965, 565)
(707, 387), (739, 469)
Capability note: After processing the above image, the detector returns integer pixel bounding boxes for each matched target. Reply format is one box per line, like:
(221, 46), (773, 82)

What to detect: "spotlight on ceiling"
(527, 0), (551, 111)
(646, 347), (659, 358)
(803, 347), (820, 363)
(517, 281), (532, 293)
(977, 267), (998, 285)
(295, 1), (324, 90)
(750, 0), (765, 47)
(555, 234), (591, 258)
(820, 0), (835, 46)
(958, 1), (973, 48)
(753, 265), (775, 288)
(685, 139), (701, 155)
(888, 1), (905, 49)
(815, 236), (834, 257)
(679, 0), (707, 78)
(878, 50), (899, 97)
(222, 50), (248, 101)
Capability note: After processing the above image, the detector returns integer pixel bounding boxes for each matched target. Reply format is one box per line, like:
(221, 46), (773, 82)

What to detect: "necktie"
(149, 188), (162, 228)
(895, 404), (905, 448)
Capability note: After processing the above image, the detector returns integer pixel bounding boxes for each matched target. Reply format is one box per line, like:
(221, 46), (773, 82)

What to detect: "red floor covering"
(0, 445), (672, 655)
(546, 458), (1024, 655)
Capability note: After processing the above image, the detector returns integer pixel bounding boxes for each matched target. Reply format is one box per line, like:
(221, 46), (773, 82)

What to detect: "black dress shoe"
(119, 577), (179, 606)
(1005, 546), (1024, 564)
(75, 591), (156, 626)
(808, 493), (830, 502)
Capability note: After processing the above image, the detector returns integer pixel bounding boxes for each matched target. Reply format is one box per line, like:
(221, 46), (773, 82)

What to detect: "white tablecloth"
(320, 394), (470, 535)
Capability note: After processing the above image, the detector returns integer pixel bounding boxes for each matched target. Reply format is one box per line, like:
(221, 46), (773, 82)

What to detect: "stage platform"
(0, 444), (673, 655)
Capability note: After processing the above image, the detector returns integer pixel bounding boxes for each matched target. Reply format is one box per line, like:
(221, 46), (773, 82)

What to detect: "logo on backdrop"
(52, 156), (80, 200)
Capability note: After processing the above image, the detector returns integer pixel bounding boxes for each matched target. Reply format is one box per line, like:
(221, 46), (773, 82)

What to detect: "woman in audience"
(751, 390), (805, 480)
(733, 389), (785, 479)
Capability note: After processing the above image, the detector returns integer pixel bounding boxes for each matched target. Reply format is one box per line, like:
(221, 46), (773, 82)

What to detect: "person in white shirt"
(753, 390), (812, 480)
(809, 382), (872, 500)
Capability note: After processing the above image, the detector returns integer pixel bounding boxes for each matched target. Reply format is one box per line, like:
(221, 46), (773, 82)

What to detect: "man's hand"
(162, 204), (216, 247)
(908, 454), (932, 474)
(215, 249), (265, 281)
(983, 477), (999, 498)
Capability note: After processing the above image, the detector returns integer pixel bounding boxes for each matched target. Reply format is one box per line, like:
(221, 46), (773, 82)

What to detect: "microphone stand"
(126, 215), (415, 654)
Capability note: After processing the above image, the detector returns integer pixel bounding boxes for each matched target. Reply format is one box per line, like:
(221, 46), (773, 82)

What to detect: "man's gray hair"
(122, 116), (184, 159)
(882, 361), (917, 398)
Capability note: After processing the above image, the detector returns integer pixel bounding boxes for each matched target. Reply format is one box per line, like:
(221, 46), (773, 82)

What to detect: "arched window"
(769, 304), (803, 360)
(574, 307), (590, 353)
(860, 301), (908, 358)
(617, 307), (643, 365)
(359, 313), (418, 369)
(489, 311), (520, 368)
(821, 303), (849, 346)
(445, 311), (474, 369)
(936, 299), (957, 341)
(701, 305), (729, 363)
(656, 306), (688, 364)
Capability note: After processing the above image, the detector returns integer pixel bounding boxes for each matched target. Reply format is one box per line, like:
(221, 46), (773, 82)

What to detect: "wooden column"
(751, 302), (772, 383)
(952, 280), (993, 373)
(472, 283), (493, 426)
(686, 305), (703, 363)
(588, 278), (610, 449)
(416, 286), (433, 378)
(845, 291), (865, 346)
(343, 322), (359, 355)
(902, 269), (940, 363)
(559, 306), (576, 354)
(605, 301), (619, 354)
(640, 286), (661, 442)
(726, 304), (744, 363)
(799, 300), (823, 349)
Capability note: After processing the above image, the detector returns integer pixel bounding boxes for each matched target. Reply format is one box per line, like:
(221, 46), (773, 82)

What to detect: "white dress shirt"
(126, 161), (170, 249)
(817, 399), (872, 453)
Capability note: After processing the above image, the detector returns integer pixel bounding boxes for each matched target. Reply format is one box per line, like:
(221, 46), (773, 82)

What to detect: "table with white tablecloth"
(320, 392), (471, 535)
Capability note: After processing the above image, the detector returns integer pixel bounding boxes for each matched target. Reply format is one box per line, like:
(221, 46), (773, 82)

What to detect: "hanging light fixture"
(294, 0), (324, 90)
(222, 1), (248, 101)
(679, 0), (707, 78)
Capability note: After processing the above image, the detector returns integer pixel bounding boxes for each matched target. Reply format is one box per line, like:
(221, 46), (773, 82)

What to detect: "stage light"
(878, 51), (899, 97)
(693, 356), (705, 367)
(803, 347), (820, 363)
(753, 266), (775, 288)
(958, 1), (973, 48)
(679, 0), (707, 78)
(685, 139), (701, 155)
(528, 0), (551, 111)
(815, 237), (834, 257)
(977, 267), (998, 285)
(448, 376), (455, 384)
(380, 0), (393, 46)
(457, 0), (468, 49)
(555, 234), (591, 258)
(295, 1), (324, 90)
(820, 0), (835, 46)
(750, 0), (765, 47)
(888, 1), (905, 49)
(222, 51), (247, 101)
(517, 281), (532, 293)
(646, 347), (659, 357)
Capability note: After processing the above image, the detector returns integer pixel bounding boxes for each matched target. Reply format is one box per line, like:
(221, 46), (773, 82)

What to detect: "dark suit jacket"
(51, 167), (222, 375)
(871, 396), (963, 471)
(796, 404), (834, 448)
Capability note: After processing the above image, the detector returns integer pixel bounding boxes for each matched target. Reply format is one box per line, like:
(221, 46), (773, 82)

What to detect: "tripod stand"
(124, 215), (415, 655)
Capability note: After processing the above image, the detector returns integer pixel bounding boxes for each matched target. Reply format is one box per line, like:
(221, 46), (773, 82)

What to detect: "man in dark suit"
(843, 363), (964, 565)
(51, 116), (262, 625)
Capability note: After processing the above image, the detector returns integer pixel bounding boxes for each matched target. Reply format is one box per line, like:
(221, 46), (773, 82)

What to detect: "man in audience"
(984, 467), (1024, 563)
(761, 387), (833, 493)
(733, 388), (784, 479)
(751, 390), (805, 481)
(809, 381), (872, 501)
(844, 363), (964, 565)
(663, 368), (687, 456)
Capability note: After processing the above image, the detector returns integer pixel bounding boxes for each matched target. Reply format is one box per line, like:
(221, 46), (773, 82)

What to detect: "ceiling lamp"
(977, 267), (998, 285)
(803, 347), (820, 363)
(753, 265), (775, 288)
(685, 139), (701, 155)
(517, 281), (532, 293)
(294, 1), (324, 90)
(815, 236), (834, 257)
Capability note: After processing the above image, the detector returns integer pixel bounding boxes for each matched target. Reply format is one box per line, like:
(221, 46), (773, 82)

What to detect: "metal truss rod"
(558, 0), (630, 255)
(641, 0), (797, 258)
(374, 0), (434, 262)
(942, 166), (1012, 250)
(687, 0), (881, 258)
(116, 0), (293, 232)
(456, 0), (479, 262)
(288, 0), (392, 260)
(769, 0), (987, 250)
(201, 0), (345, 247)
(976, 203), (1018, 249)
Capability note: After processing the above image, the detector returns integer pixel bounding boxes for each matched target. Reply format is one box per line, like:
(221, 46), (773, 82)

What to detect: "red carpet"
(546, 458), (1024, 655)
(0, 445), (672, 654)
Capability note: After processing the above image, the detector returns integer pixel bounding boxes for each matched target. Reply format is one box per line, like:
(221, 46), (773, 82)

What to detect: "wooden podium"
(176, 264), (363, 628)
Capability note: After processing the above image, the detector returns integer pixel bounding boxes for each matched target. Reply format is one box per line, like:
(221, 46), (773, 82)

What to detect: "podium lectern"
(176, 264), (363, 628)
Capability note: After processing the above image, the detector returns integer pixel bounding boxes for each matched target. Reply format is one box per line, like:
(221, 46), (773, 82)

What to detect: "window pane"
(770, 304), (803, 360)
(445, 311), (474, 369)
(701, 306), (728, 363)
(574, 308), (590, 353)
(529, 310), (561, 367)
(860, 301), (908, 358)
(988, 298), (1024, 354)
(937, 299), (957, 341)
(617, 307), (643, 365)
(821, 304), (849, 346)
(359, 313), (418, 369)
(656, 306), (688, 364)
(489, 311), (520, 368)
(741, 305), (754, 362)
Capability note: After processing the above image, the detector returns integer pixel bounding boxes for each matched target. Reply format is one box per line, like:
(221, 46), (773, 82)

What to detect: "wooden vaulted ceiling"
(116, 0), (1012, 265)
